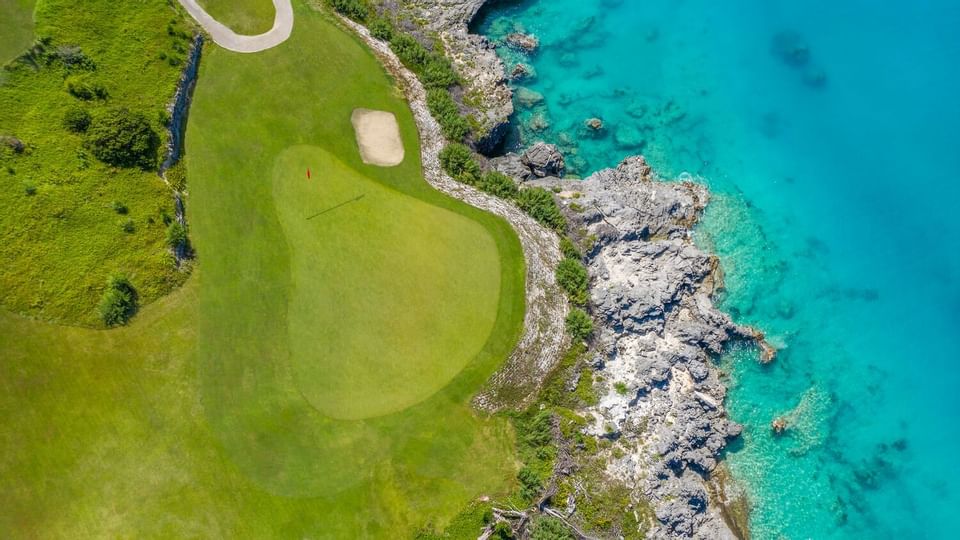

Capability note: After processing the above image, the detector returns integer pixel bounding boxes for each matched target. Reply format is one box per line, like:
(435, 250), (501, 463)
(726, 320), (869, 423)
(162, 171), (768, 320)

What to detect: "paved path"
(177, 0), (293, 53)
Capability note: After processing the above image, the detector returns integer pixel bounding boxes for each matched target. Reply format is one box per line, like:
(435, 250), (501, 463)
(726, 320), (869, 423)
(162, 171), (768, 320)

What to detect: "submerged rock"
(515, 86), (544, 108)
(584, 117), (604, 131)
(772, 30), (811, 67)
(505, 32), (539, 52)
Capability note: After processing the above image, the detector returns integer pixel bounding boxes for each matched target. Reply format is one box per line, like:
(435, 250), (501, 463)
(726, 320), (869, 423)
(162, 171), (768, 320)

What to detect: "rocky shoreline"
(416, 2), (765, 537)
(354, 1), (766, 536)
(512, 155), (758, 539)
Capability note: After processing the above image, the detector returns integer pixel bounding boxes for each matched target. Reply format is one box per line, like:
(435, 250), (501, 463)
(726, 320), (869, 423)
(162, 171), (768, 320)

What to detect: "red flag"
(306, 168), (311, 179)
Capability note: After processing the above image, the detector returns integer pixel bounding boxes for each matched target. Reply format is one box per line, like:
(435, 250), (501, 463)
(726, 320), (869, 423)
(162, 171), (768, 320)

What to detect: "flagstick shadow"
(306, 194), (365, 220)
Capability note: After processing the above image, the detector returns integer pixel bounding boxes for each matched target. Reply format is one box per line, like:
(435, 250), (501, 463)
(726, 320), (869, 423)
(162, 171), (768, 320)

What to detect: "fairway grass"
(1, 1), (527, 537)
(198, 0), (276, 35)
(0, 0), (34, 63)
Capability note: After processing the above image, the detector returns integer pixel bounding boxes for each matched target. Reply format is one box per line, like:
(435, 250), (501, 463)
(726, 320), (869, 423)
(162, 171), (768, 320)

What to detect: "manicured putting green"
(275, 146), (501, 419)
(198, 0), (275, 35)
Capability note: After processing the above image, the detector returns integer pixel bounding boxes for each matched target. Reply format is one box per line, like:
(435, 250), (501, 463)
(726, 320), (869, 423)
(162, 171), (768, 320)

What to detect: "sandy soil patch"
(351, 108), (404, 166)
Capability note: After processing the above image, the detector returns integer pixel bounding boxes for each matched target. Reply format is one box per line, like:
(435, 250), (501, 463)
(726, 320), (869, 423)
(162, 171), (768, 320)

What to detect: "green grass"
(188, 0), (525, 506)
(0, 1), (528, 537)
(0, 0), (34, 63)
(0, 0), (194, 325)
(198, 0), (276, 35)
(274, 147), (501, 419)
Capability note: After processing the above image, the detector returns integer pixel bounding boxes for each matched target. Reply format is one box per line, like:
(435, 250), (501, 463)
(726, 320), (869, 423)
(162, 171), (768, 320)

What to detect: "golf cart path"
(177, 0), (293, 53)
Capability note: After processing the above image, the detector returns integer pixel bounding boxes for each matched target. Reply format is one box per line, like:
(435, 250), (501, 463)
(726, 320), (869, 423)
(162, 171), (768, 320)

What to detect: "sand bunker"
(351, 109), (404, 167)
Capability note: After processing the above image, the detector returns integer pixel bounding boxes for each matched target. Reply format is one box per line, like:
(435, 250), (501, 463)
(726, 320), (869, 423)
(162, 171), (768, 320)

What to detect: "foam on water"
(476, 1), (960, 537)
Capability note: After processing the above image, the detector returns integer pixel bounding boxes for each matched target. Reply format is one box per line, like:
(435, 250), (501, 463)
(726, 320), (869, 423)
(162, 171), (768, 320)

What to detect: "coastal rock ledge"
(401, 0), (514, 153)
(523, 157), (758, 539)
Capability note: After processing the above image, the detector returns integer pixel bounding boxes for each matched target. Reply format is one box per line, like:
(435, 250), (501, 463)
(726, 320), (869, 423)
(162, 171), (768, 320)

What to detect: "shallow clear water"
(476, 1), (960, 537)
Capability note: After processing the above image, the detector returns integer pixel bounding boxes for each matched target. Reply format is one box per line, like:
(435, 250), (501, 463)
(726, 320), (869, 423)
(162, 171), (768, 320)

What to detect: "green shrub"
(23, 183), (36, 196)
(121, 218), (135, 233)
(438, 143), (480, 184)
(368, 17), (394, 41)
(425, 89), (470, 141)
(531, 517), (574, 540)
(327, 0), (369, 21)
(516, 188), (566, 231)
(165, 160), (187, 191)
(517, 466), (542, 502)
(560, 236), (580, 260)
(390, 34), (429, 69)
(555, 258), (588, 305)
(64, 74), (107, 100)
(566, 308), (594, 342)
(478, 171), (518, 199)
(62, 107), (91, 132)
(166, 222), (188, 250)
(111, 201), (127, 214)
(86, 108), (160, 169)
(98, 274), (137, 326)
(492, 521), (514, 540)
(422, 56), (458, 88)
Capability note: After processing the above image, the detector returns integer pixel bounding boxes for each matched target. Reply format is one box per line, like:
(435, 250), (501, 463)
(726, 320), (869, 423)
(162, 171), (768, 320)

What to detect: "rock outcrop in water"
(514, 156), (761, 538)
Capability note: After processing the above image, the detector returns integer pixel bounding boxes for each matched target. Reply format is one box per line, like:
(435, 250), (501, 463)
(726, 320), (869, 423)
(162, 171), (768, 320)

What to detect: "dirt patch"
(351, 108), (404, 166)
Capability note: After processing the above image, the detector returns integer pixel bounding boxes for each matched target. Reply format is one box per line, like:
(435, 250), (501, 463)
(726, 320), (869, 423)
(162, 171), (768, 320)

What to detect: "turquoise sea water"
(475, 1), (960, 537)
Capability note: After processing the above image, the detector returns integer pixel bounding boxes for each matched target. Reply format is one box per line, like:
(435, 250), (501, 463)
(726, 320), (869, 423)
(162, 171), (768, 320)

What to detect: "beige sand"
(351, 109), (404, 167)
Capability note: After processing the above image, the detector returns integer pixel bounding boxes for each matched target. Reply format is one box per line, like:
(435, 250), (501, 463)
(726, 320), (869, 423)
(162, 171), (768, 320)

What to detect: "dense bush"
(390, 34), (429, 68)
(439, 143), (480, 183)
(565, 308), (594, 342)
(421, 56), (458, 88)
(62, 107), (91, 132)
(368, 17), (394, 41)
(426, 89), (470, 141)
(477, 171), (518, 199)
(327, 0), (368, 21)
(86, 108), (160, 169)
(517, 466), (542, 502)
(560, 236), (580, 260)
(98, 274), (137, 326)
(165, 160), (187, 191)
(64, 74), (107, 100)
(531, 517), (574, 540)
(516, 187), (566, 231)
(166, 222), (188, 250)
(555, 258), (589, 305)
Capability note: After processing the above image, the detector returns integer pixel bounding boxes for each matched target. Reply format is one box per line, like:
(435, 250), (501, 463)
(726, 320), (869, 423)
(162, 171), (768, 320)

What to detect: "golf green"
(274, 146), (501, 419)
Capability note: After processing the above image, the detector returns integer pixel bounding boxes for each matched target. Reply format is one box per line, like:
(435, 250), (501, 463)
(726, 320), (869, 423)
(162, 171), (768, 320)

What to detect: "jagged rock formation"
(521, 141), (565, 178)
(396, 0), (513, 153)
(518, 157), (760, 538)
